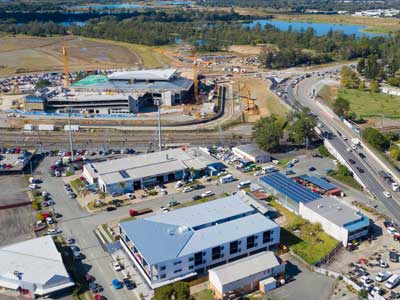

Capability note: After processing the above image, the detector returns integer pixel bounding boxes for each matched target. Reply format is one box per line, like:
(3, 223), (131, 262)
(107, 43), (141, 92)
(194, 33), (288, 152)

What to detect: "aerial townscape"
(4, 1), (400, 300)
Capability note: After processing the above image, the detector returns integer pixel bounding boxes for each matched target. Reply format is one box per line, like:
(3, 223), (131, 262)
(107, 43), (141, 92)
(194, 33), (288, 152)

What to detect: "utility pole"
(67, 108), (74, 161)
(156, 99), (162, 151)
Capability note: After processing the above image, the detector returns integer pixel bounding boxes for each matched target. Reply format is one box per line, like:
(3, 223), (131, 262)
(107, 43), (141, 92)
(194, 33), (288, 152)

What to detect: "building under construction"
(25, 69), (193, 114)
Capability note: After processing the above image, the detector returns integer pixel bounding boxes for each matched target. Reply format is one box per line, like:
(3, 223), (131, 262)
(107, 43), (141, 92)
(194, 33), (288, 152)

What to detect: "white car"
(351, 144), (357, 150)
(332, 160), (339, 166)
(361, 275), (373, 285)
(160, 206), (169, 213)
(376, 271), (392, 282)
(387, 226), (398, 235)
(47, 228), (62, 235)
(183, 187), (193, 193)
(370, 286), (383, 296)
(272, 160), (280, 165)
(125, 193), (135, 199)
(383, 191), (392, 198)
(201, 191), (214, 198)
(343, 136), (348, 141)
(175, 181), (183, 188)
(253, 171), (263, 177)
(46, 217), (54, 225)
(28, 183), (38, 189)
(160, 189), (168, 195)
(113, 262), (122, 271)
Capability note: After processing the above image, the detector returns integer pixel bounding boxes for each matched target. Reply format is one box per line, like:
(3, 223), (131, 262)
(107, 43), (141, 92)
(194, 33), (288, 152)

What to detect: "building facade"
(118, 195), (280, 288)
(208, 251), (285, 300)
(232, 144), (270, 164)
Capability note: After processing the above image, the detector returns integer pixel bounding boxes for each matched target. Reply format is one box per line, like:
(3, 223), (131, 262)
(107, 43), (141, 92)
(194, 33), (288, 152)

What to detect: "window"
(247, 236), (255, 249)
(263, 231), (272, 244)
(174, 269), (182, 273)
(159, 266), (166, 271)
(188, 257), (194, 262)
(212, 246), (221, 260)
(160, 274), (166, 279)
(230, 241), (239, 255)
(173, 261), (182, 265)
(189, 265), (194, 270)
(194, 252), (203, 266)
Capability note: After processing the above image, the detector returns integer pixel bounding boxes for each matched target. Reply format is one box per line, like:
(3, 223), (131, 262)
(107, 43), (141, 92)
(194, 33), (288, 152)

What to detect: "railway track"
(0, 130), (252, 148)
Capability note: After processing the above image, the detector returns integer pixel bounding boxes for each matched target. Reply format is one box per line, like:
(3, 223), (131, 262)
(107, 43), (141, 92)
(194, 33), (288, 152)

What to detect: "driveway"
(267, 254), (335, 300)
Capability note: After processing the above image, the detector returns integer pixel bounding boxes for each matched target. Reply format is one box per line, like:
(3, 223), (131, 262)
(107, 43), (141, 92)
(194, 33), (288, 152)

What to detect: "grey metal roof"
(297, 175), (336, 191)
(233, 144), (270, 158)
(89, 148), (208, 185)
(209, 251), (280, 285)
(108, 69), (177, 81)
(304, 197), (364, 227)
(120, 194), (279, 265)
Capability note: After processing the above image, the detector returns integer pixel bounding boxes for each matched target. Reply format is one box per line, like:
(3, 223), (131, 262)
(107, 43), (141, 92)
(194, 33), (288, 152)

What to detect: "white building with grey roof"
(118, 194), (280, 288)
(38, 69), (193, 115)
(299, 197), (370, 246)
(0, 235), (74, 298)
(232, 144), (270, 164)
(83, 148), (210, 194)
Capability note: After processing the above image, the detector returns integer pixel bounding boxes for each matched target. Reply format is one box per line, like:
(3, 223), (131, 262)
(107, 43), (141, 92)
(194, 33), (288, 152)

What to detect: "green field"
(339, 89), (400, 119)
(270, 201), (339, 265)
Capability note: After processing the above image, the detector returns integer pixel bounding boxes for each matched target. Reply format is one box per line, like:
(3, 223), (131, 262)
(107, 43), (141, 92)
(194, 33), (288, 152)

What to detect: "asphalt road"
(285, 69), (400, 223)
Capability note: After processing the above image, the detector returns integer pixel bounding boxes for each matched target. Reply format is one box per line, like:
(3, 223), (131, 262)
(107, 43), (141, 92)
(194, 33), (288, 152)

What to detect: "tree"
(362, 127), (390, 151)
(369, 80), (379, 93)
(332, 96), (350, 117)
(390, 145), (400, 160)
(358, 81), (366, 90)
(356, 58), (365, 75)
(35, 79), (51, 89)
(154, 282), (190, 300)
(365, 54), (381, 79)
(289, 110), (317, 147)
(253, 115), (284, 152)
(340, 66), (360, 89)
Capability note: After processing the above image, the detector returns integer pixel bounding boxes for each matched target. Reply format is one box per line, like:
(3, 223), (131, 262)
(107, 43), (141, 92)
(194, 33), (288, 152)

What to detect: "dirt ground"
(0, 206), (36, 246)
(229, 45), (263, 55)
(234, 76), (288, 122)
(0, 36), (142, 76)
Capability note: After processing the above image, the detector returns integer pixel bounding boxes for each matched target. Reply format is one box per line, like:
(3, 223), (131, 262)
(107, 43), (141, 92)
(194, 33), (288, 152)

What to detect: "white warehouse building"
(83, 148), (210, 194)
(119, 194), (280, 288)
(232, 144), (270, 164)
(299, 197), (370, 246)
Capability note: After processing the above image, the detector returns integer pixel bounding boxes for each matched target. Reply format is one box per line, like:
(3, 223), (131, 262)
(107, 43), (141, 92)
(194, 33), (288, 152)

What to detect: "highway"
(280, 68), (400, 222)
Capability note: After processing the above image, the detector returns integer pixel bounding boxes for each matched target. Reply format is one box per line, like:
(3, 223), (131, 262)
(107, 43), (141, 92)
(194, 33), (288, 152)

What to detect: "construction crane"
(193, 50), (199, 104)
(62, 46), (70, 89)
(240, 82), (258, 114)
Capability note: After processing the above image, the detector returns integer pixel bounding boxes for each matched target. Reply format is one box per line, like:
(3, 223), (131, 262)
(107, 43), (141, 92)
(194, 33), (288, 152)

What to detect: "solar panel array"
(260, 172), (321, 204)
(297, 175), (336, 191)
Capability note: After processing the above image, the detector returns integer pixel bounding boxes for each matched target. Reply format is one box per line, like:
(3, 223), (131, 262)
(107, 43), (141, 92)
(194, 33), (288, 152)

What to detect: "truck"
(262, 165), (275, 174)
(128, 208), (152, 217)
(238, 180), (252, 189)
(219, 174), (235, 184)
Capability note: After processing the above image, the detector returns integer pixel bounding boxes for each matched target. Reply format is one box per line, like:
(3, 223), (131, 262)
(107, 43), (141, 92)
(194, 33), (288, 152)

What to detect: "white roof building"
(0, 236), (74, 296)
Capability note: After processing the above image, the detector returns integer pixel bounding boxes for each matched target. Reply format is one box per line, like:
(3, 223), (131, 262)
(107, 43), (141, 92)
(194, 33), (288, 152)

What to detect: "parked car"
(201, 191), (214, 198)
(123, 278), (134, 290)
(192, 195), (202, 201)
(112, 279), (123, 290)
(106, 206), (117, 212)
(113, 262), (122, 271)
(390, 251), (399, 263)
(111, 192), (122, 197)
(183, 187), (193, 193)
(376, 271), (392, 282)
(168, 200), (180, 207)
(384, 191), (392, 198)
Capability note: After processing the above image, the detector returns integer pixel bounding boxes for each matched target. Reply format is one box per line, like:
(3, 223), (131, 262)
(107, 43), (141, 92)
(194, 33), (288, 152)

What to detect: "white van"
(219, 174), (235, 184)
(385, 274), (400, 289)
(238, 180), (251, 189)
(262, 165), (275, 174)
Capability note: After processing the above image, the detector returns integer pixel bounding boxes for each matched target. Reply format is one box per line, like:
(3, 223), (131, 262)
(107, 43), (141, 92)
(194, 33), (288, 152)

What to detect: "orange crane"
(62, 46), (70, 89)
(240, 82), (258, 114)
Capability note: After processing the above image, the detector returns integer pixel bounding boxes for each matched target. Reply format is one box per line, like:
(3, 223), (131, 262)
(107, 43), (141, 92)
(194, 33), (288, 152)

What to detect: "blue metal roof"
(297, 175), (336, 191)
(344, 216), (371, 232)
(260, 172), (322, 203)
(119, 194), (278, 265)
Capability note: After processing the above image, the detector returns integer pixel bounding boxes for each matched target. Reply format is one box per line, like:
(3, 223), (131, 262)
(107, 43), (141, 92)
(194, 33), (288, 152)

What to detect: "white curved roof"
(108, 69), (177, 81)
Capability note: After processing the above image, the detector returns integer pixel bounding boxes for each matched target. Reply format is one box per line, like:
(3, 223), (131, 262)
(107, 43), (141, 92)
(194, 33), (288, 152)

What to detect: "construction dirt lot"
(234, 76), (289, 122)
(0, 36), (143, 76)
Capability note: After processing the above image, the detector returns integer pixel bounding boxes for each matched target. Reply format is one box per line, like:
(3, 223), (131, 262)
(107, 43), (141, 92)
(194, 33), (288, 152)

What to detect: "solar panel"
(260, 172), (321, 204)
(119, 170), (130, 179)
(297, 175), (336, 191)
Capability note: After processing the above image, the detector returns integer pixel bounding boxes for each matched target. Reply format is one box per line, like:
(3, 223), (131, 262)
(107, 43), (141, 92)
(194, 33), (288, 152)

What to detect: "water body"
(73, 1), (192, 10)
(245, 19), (388, 38)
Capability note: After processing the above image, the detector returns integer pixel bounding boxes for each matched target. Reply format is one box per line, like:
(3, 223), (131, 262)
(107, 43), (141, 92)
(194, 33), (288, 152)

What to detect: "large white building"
(208, 251), (285, 299)
(232, 144), (270, 164)
(299, 197), (370, 246)
(119, 194), (280, 288)
(0, 236), (74, 298)
(83, 148), (210, 194)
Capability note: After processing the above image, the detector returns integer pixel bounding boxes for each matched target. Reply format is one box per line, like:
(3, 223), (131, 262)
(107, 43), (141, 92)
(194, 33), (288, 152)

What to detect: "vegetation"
(254, 110), (317, 152)
(192, 289), (215, 300)
(154, 282), (191, 300)
(362, 127), (390, 151)
(328, 165), (363, 190)
(270, 200), (339, 265)
(317, 145), (331, 158)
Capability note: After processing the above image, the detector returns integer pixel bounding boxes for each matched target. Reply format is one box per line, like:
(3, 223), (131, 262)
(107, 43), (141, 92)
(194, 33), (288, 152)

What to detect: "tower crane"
(62, 46), (70, 89)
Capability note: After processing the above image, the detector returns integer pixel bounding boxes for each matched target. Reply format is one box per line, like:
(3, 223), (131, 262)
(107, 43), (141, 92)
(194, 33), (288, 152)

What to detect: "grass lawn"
(192, 289), (215, 300)
(339, 88), (400, 119)
(270, 201), (339, 265)
(328, 165), (363, 191)
(70, 178), (85, 195)
(101, 224), (114, 242)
